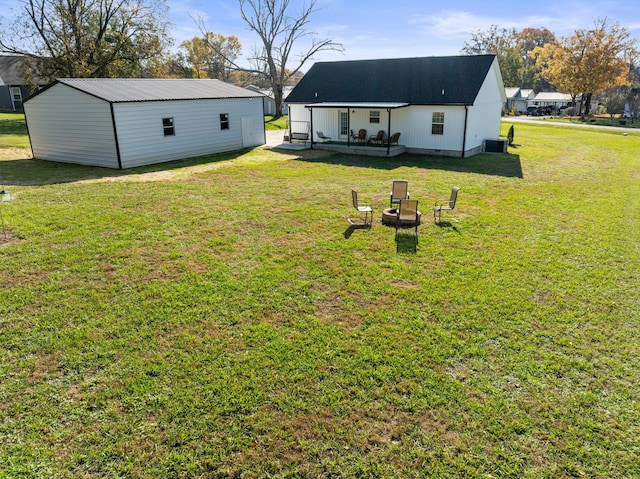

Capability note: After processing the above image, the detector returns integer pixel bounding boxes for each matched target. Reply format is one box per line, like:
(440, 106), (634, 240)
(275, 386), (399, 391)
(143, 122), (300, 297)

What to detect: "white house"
(24, 78), (265, 169)
(285, 55), (506, 158)
(528, 92), (572, 110)
(504, 87), (534, 114)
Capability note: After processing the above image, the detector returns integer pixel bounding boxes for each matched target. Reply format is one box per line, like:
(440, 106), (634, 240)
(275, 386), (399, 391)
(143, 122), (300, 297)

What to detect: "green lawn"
(265, 114), (288, 130)
(0, 116), (639, 478)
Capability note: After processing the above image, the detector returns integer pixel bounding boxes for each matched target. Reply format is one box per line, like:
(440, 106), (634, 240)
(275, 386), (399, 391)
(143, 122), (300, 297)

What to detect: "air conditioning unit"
(484, 138), (508, 153)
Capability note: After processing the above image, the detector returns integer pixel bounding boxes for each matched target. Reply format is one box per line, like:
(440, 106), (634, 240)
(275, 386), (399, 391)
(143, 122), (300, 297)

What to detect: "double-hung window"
(220, 113), (230, 130)
(432, 112), (445, 135)
(162, 117), (175, 136)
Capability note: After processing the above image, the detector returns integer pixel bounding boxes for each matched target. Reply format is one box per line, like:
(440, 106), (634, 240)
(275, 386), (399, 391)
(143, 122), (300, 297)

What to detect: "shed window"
(432, 112), (444, 135)
(220, 113), (230, 130)
(369, 111), (380, 123)
(162, 117), (175, 136)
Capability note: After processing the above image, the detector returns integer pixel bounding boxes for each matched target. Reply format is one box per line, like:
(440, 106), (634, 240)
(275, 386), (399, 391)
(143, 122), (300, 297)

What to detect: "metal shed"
(24, 78), (266, 169)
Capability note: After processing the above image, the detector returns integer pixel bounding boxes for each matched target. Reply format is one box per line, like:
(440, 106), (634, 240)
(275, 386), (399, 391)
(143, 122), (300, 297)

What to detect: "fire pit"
(381, 207), (421, 225)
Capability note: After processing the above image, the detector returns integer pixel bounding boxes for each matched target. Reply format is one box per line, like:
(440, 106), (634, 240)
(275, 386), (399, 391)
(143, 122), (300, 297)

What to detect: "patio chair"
(368, 130), (386, 145)
(390, 179), (410, 208)
(395, 199), (420, 251)
(316, 131), (331, 142)
(349, 189), (373, 227)
(433, 186), (460, 223)
(354, 128), (367, 144)
(383, 132), (401, 146)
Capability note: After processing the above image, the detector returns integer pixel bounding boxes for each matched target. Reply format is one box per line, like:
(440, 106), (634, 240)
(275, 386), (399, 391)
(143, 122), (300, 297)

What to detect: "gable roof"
(0, 56), (28, 85)
(504, 87), (521, 99)
(285, 55), (498, 106)
(533, 92), (572, 102)
(27, 78), (263, 103)
(0, 55), (45, 86)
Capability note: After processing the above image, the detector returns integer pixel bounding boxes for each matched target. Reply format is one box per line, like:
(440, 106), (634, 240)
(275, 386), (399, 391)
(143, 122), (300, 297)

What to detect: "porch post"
(386, 108), (392, 156)
(308, 107), (314, 149)
(347, 109), (351, 146)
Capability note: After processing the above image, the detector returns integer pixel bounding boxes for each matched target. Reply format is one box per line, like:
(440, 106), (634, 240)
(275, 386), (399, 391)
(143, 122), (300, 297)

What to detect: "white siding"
(293, 104), (467, 155)
(24, 83), (119, 167)
(114, 98), (265, 168)
(392, 106), (466, 155)
(466, 59), (504, 153)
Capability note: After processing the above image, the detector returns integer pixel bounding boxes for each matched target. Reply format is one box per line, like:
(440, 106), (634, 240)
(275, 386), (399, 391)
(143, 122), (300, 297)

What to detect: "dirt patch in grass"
(0, 146), (31, 161)
(0, 229), (21, 247)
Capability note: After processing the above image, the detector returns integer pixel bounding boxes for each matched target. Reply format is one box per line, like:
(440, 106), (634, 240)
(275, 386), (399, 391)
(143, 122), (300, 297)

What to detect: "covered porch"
(287, 102), (409, 157)
(312, 141), (406, 157)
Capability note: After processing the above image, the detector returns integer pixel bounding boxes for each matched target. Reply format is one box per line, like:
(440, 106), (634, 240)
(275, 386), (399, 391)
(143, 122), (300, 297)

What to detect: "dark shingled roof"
(0, 56), (31, 85)
(286, 55), (497, 106)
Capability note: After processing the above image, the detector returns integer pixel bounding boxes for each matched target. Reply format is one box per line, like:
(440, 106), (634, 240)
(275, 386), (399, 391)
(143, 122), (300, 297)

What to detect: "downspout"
(386, 108), (391, 156)
(347, 109), (351, 147)
(461, 105), (469, 159)
(110, 102), (123, 169)
(308, 107), (313, 149)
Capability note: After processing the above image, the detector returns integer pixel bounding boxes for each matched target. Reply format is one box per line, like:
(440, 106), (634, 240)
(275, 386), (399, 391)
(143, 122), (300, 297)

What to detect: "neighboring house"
(0, 55), (40, 112)
(623, 88), (640, 120)
(285, 55), (505, 157)
(528, 92), (572, 110)
(24, 78), (265, 169)
(246, 85), (292, 116)
(504, 87), (534, 113)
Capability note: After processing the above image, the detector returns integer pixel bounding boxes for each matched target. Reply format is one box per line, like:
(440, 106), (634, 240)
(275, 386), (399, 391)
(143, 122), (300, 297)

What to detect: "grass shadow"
(343, 222), (372, 238)
(0, 149), (250, 186)
(435, 221), (461, 234)
(395, 232), (418, 253)
(296, 150), (523, 178)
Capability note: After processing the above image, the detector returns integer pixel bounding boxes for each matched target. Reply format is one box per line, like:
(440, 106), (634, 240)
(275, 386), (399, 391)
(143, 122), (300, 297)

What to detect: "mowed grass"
(0, 116), (638, 478)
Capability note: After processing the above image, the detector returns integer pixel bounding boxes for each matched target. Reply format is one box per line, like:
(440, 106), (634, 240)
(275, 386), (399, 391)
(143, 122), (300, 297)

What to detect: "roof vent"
(442, 89), (445, 95)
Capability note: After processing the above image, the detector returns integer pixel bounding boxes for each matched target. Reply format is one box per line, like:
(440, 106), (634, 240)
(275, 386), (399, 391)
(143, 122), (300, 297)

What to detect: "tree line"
(0, 0), (342, 118)
(462, 19), (639, 116)
(1, 0), (638, 118)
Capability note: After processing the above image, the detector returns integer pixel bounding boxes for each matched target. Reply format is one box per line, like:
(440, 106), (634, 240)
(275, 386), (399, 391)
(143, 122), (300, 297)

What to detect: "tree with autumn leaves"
(533, 19), (638, 116)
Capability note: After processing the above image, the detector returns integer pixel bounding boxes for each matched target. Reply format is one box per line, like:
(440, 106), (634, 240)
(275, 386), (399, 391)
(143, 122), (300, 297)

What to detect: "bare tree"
(238, 0), (343, 118)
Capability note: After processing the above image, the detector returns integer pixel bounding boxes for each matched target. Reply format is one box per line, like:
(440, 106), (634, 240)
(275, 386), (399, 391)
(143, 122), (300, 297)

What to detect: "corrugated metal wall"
(24, 83), (119, 168)
(114, 98), (265, 168)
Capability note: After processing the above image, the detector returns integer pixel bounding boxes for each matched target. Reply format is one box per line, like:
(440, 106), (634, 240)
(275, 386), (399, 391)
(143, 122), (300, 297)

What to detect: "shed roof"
(285, 55), (499, 106)
(28, 78), (263, 103)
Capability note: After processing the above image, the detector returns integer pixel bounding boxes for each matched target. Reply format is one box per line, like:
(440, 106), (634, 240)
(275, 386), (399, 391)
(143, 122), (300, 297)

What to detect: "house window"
(10, 87), (22, 102)
(369, 111), (380, 123)
(432, 112), (444, 135)
(220, 113), (230, 130)
(162, 117), (175, 136)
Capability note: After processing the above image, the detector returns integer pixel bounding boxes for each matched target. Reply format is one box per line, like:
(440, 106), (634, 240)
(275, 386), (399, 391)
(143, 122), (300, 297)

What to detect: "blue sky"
(168, 0), (640, 69)
(2, 0), (640, 70)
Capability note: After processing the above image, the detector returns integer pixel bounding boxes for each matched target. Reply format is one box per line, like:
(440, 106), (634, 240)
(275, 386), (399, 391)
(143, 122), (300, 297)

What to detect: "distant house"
(246, 85), (292, 116)
(623, 88), (640, 120)
(24, 78), (266, 169)
(529, 92), (572, 110)
(0, 55), (41, 112)
(285, 55), (505, 157)
(504, 87), (534, 113)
